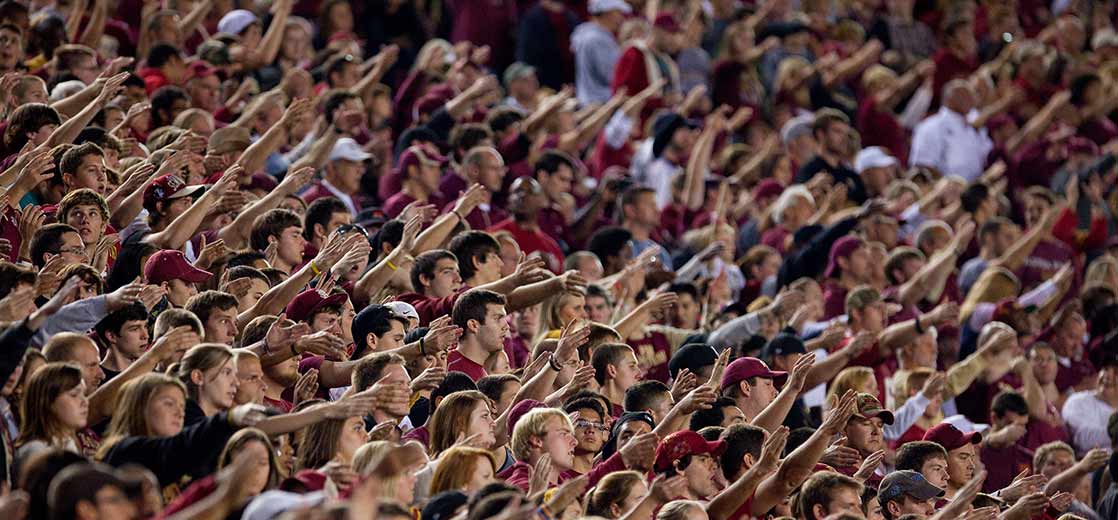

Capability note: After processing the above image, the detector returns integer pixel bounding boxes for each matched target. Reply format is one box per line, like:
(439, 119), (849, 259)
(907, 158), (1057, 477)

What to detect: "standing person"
(15, 363), (88, 460)
(922, 423), (981, 500)
(573, 0), (631, 105)
(515, 0), (580, 90)
(1063, 356), (1118, 456)
(611, 13), (683, 113)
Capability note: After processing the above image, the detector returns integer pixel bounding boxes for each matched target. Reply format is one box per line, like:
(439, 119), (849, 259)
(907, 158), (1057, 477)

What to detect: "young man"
(351, 304), (410, 359)
(839, 393), (895, 487)
(799, 472), (864, 520)
(593, 342), (643, 417)
(140, 174), (205, 244)
(623, 380), (674, 424)
(652, 430), (725, 501)
(59, 142), (108, 196)
(821, 236), (873, 319)
(138, 42), (188, 94)
(383, 145), (447, 218)
(250, 209), (306, 274)
(47, 463), (140, 520)
(448, 289), (510, 382)
(185, 291), (240, 345)
(143, 250), (212, 308)
(28, 223), (86, 268)
(981, 391), (1037, 491)
(284, 288), (347, 339)
(489, 177), (566, 272)
(351, 352), (413, 426)
(620, 186), (672, 269)
(301, 198), (352, 257)
(399, 250), (464, 326)
(563, 397), (609, 474)
(57, 189), (111, 267)
(923, 422), (982, 499)
(448, 231), (505, 288)
(795, 109), (866, 203)
(895, 440), (950, 490)
(720, 356), (786, 424)
(239, 315), (299, 413)
(94, 303), (150, 381)
(878, 470), (944, 520)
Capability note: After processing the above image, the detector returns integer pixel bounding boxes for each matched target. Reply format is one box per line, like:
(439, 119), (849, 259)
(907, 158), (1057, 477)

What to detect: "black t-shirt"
(795, 155), (868, 204)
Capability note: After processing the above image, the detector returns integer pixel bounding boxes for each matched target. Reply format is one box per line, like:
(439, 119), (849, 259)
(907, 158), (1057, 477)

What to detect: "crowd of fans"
(0, 0), (1115, 519)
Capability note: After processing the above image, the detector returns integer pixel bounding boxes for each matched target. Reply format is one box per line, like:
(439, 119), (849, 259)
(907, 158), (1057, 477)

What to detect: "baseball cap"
(197, 39), (232, 66)
(187, 60), (217, 81)
(385, 301), (419, 324)
(824, 235), (864, 278)
(654, 430), (727, 472)
(422, 491), (469, 520)
(207, 126), (253, 155)
(330, 137), (373, 162)
(144, 249), (213, 285)
(351, 304), (409, 357)
(668, 343), (719, 379)
(721, 357), (788, 391)
(589, 0), (633, 14)
(761, 333), (807, 361)
(503, 62), (538, 87)
(1095, 28), (1118, 50)
(751, 179), (785, 200)
(923, 422), (982, 451)
(285, 288), (348, 323)
(652, 113), (699, 158)
(394, 145), (448, 178)
(143, 174), (205, 212)
(879, 470), (945, 503)
(853, 392), (895, 424)
(217, 9), (259, 36)
(506, 399), (544, 433)
(854, 146), (898, 174)
(780, 114), (814, 144)
(653, 13), (681, 32)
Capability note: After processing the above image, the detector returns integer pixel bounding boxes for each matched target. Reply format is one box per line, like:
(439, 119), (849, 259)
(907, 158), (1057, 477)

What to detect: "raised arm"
(895, 220), (973, 306)
(558, 90), (627, 154)
(77, 0), (109, 49)
(238, 97), (313, 176)
(144, 165), (242, 250)
(751, 353), (814, 432)
(709, 426), (786, 520)
(412, 184), (486, 253)
(48, 73), (128, 148)
(218, 167), (314, 250)
(88, 324), (196, 424)
(352, 215), (421, 303)
(991, 204), (1061, 271)
(350, 46), (399, 98)
(177, 0), (214, 42)
(238, 0), (292, 70)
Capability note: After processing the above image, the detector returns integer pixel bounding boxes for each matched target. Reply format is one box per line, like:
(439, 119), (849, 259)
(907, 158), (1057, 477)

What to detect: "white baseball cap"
(589, 0), (633, 14)
(217, 9), (259, 36)
(329, 137), (372, 162)
(386, 301), (420, 325)
(854, 146), (898, 174)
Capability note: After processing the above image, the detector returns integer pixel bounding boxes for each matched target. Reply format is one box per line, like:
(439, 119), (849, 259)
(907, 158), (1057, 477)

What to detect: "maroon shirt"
(629, 331), (674, 383)
(822, 281), (849, 320)
(980, 440), (1034, 493)
(857, 97), (909, 166)
(447, 349), (488, 382)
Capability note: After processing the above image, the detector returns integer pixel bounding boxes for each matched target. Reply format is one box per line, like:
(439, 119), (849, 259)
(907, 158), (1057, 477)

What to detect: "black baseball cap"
(668, 343), (720, 379)
(761, 333), (807, 361)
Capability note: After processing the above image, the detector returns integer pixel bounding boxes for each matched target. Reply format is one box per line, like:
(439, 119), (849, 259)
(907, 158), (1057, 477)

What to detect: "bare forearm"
(78, 0), (108, 48)
(353, 249), (405, 304)
(504, 277), (563, 311)
(255, 406), (328, 436)
(412, 214), (461, 253)
(318, 359), (362, 388)
(709, 464), (770, 520)
(751, 431), (829, 514)
(288, 128), (340, 173)
(242, 340), (298, 368)
(237, 124), (287, 176)
(879, 319), (919, 351)
(89, 352), (160, 423)
(751, 386), (799, 432)
(684, 131), (713, 211)
(237, 264), (315, 329)
(178, 0), (212, 40)
(219, 190), (290, 249)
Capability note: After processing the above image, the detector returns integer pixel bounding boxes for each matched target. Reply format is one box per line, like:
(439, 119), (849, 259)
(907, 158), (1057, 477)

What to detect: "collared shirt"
(910, 107), (993, 181)
(320, 178), (358, 216)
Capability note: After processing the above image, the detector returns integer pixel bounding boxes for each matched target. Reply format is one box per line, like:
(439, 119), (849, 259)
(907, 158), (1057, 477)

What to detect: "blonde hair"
(352, 440), (428, 498)
(894, 367), (935, 404)
(428, 390), (492, 456)
(774, 56), (811, 94)
(1086, 256), (1118, 289)
(511, 408), (571, 461)
(296, 409), (348, 471)
(176, 344), (235, 402)
(589, 470), (646, 518)
(98, 373), (187, 459)
(412, 39), (452, 75)
(657, 500), (705, 520)
(429, 447), (495, 495)
(826, 367), (874, 406)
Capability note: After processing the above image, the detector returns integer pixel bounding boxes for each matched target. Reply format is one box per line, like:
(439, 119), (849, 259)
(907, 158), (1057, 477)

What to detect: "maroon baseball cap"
(506, 398), (544, 434)
(143, 175), (204, 212)
(720, 357), (788, 391)
(824, 235), (864, 279)
(285, 289), (349, 323)
(393, 145), (448, 179)
(922, 423), (982, 451)
(751, 179), (785, 201)
(143, 250), (213, 285)
(654, 431), (726, 472)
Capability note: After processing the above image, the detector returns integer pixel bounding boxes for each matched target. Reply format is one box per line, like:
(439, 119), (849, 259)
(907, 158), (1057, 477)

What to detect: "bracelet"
(386, 259), (398, 271)
(548, 355), (562, 372)
(419, 337), (426, 355)
(914, 317), (924, 335)
(453, 209), (466, 221)
(309, 261), (321, 276)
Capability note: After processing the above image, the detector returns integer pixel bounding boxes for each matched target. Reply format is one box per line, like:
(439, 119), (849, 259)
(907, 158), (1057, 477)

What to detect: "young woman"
(536, 292), (588, 341)
(161, 428), (281, 516)
(16, 363), (88, 461)
(826, 366), (878, 407)
(353, 440), (426, 505)
(427, 390), (497, 458)
(293, 408), (368, 491)
(429, 446), (498, 496)
(588, 470), (650, 518)
(176, 344), (241, 425)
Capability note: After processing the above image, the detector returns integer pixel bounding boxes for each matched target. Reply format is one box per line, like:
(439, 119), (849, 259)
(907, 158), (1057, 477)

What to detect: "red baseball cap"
(824, 236), (864, 279)
(143, 175), (204, 212)
(721, 357), (788, 391)
(654, 431), (726, 472)
(285, 289), (348, 323)
(653, 13), (681, 32)
(143, 250), (212, 285)
(393, 145), (448, 179)
(922, 423), (982, 451)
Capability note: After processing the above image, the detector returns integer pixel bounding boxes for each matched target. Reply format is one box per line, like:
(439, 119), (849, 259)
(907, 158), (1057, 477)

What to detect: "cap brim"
(180, 265), (214, 284)
(706, 439), (728, 457)
(913, 482), (947, 500)
(768, 371), (789, 388)
(311, 292), (350, 314)
(857, 409), (896, 425)
(168, 185), (205, 200)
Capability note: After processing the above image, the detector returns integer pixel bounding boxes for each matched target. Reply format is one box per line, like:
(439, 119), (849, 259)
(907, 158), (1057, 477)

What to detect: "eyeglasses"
(58, 246), (87, 256)
(575, 420), (609, 433)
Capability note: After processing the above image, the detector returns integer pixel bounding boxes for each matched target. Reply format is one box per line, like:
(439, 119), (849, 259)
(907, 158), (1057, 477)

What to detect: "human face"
(818, 487), (863, 519)
(235, 356), (267, 405)
(237, 278), (270, 313)
(1040, 449), (1075, 480)
(163, 279), (198, 308)
(55, 231), (87, 266)
(645, 394), (673, 424)
(617, 419), (652, 449)
(238, 440), (272, 496)
(682, 453), (719, 499)
(324, 212), (352, 239)
(414, 161), (442, 194)
(265, 356), (299, 388)
(585, 295), (611, 323)
(328, 159), (364, 194)
(674, 293), (700, 329)
(71, 341), (105, 394)
(281, 25), (309, 61)
(865, 496), (885, 520)
(498, 239), (521, 277)
(476, 152), (507, 192)
(845, 416), (885, 457)
(0, 28), (21, 70)
(541, 416), (578, 471)
(424, 258), (462, 298)
(467, 401), (497, 449)
(275, 226), (306, 268)
(540, 164), (575, 200)
(474, 303), (510, 352)
(721, 405), (746, 426)
(204, 307), (239, 345)
(109, 319), (150, 360)
(373, 319), (407, 353)
(53, 380), (89, 432)
(147, 385), (186, 437)
(187, 74), (221, 112)
(65, 205), (106, 251)
(465, 456), (496, 493)
(618, 480), (649, 516)
(747, 377), (779, 408)
(841, 246), (871, 283)
(611, 350), (642, 388)
(160, 196), (193, 222)
(310, 310), (343, 337)
(853, 302), (886, 333)
(337, 415), (366, 463)
(920, 455), (949, 489)
(197, 357), (239, 412)
(474, 250), (505, 284)
(558, 294), (586, 326)
(573, 408), (607, 453)
(907, 332), (937, 368)
(378, 364), (412, 417)
(946, 443), (977, 487)
(889, 496), (936, 518)
(629, 192), (660, 228)
(494, 380), (520, 415)
(1024, 195), (1050, 229)
(87, 485), (139, 520)
(577, 255), (604, 282)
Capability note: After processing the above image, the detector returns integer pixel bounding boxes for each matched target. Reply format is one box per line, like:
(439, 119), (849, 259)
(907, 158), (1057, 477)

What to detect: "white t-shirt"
(1062, 391), (1116, 457)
